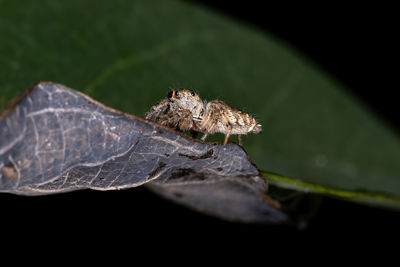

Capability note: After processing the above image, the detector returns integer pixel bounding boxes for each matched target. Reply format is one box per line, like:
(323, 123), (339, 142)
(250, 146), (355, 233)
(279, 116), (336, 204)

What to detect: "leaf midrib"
(263, 171), (400, 208)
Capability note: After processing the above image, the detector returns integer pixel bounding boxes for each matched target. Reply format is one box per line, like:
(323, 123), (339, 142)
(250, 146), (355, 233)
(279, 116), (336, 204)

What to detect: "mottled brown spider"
(144, 89), (262, 145)
(144, 89), (204, 131)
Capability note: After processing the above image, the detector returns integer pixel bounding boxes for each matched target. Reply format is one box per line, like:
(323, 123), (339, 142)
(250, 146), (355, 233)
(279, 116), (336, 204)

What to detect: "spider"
(144, 89), (262, 145)
(144, 89), (204, 132)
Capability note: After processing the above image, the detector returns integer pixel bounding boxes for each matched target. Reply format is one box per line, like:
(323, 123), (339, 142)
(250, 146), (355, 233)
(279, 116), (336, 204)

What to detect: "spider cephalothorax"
(144, 89), (262, 145)
(144, 89), (204, 131)
(167, 89), (204, 120)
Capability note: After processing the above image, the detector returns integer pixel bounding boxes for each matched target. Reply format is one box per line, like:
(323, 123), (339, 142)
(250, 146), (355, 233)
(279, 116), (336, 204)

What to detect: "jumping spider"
(144, 89), (262, 145)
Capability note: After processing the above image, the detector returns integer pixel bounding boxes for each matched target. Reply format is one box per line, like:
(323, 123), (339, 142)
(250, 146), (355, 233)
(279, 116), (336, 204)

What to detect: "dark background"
(1, 2), (398, 246)
(187, 1), (400, 238)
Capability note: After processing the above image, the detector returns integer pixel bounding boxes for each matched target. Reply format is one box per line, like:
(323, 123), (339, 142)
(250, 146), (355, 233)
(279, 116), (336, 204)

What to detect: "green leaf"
(1, 0), (399, 209)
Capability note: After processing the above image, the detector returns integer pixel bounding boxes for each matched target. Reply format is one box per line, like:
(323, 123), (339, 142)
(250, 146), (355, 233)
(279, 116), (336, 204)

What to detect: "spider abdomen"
(199, 100), (261, 135)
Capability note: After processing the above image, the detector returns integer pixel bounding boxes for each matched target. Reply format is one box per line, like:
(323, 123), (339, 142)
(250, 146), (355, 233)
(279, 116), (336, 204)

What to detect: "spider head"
(168, 89), (204, 119)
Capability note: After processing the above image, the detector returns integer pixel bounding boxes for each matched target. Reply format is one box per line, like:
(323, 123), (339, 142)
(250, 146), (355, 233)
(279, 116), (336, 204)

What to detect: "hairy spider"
(144, 89), (262, 145)
(144, 89), (204, 131)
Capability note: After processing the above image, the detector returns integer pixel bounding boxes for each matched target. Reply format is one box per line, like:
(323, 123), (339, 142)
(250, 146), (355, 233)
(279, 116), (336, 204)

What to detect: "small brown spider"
(144, 89), (204, 131)
(144, 89), (262, 145)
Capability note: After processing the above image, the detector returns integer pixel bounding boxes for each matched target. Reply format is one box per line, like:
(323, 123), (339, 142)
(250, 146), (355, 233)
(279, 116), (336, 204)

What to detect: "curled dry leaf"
(0, 82), (287, 224)
(147, 173), (288, 224)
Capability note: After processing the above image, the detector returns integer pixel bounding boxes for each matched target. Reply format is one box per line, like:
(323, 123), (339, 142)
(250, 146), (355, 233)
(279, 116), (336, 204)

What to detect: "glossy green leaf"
(1, 0), (399, 209)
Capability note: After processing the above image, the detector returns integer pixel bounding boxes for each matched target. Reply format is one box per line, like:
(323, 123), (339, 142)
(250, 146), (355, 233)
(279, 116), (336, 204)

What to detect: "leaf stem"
(262, 171), (400, 209)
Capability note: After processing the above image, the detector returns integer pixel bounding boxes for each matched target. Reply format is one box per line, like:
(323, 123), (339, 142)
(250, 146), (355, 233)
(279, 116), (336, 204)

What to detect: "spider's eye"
(167, 90), (174, 99)
(175, 91), (180, 98)
(190, 90), (195, 96)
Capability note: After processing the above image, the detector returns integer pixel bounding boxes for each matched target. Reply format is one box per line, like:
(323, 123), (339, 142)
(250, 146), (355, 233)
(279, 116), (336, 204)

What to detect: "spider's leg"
(159, 109), (193, 131)
(198, 108), (214, 141)
(144, 98), (169, 121)
(237, 135), (242, 145)
(218, 112), (233, 145)
(176, 109), (193, 131)
(223, 126), (232, 145)
(199, 111), (212, 131)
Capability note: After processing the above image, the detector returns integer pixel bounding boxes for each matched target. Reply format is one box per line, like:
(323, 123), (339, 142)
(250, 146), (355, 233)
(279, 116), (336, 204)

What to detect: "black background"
(1, 1), (399, 248)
